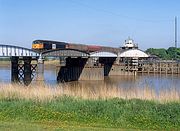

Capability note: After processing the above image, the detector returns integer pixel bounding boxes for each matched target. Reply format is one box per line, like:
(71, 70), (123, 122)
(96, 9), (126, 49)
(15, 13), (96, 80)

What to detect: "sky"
(0, 0), (179, 50)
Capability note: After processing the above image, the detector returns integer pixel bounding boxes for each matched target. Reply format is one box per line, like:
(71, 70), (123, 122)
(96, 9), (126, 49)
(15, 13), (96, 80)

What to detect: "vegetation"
(0, 83), (180, 102)
(0, 96), (180, 130)
(146, 47), (180, 60)
(0, 58), (10, 61)
(0, 83), (179, 130)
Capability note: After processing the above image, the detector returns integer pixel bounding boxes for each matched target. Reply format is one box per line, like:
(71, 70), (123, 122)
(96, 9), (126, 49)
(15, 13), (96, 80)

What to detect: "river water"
(0, 66), (180, 100)
(1, 66), (180, 88)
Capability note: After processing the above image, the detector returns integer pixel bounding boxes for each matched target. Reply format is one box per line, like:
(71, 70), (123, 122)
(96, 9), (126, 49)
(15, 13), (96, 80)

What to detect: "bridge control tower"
(122, 37), (138, 49)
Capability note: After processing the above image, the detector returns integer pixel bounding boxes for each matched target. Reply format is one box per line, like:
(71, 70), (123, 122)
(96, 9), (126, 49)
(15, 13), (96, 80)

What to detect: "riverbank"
(0, 61), (10, 67)
(0, 84), (180, 130)
(0, 97), (180, 130)
(0, 83), (180, 102)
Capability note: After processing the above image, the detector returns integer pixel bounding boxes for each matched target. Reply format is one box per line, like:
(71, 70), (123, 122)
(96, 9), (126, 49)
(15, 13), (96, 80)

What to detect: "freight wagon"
(32, 40), (102, 53)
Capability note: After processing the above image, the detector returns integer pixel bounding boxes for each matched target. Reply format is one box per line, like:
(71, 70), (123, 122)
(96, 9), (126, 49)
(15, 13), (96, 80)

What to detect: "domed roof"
(119, 49), (149, 58)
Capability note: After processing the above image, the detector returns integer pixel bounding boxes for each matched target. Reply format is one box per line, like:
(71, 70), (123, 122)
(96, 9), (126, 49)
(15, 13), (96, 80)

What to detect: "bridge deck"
(0, 45), (39, 57)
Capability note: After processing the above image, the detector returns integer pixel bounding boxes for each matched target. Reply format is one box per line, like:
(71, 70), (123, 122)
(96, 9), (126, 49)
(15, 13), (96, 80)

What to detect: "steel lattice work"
(0, 45), (39, 57)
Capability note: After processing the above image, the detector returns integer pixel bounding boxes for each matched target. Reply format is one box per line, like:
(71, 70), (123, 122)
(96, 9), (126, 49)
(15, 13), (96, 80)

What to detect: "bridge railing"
(0, 44), (39, 57)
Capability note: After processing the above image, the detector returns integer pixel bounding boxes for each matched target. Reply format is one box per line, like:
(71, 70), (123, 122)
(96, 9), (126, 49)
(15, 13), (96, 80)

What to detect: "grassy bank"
(0, 97), (180, 130)
(0, 83), (180, 130)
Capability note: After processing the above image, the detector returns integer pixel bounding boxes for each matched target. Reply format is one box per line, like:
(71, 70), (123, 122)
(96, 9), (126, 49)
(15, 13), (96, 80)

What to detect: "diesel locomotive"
(32, 40), (102, 52)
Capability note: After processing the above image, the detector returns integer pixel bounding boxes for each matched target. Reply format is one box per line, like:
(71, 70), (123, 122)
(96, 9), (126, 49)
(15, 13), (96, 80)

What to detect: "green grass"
(0, 121), (129, 131)
(0, 97), (180, 130)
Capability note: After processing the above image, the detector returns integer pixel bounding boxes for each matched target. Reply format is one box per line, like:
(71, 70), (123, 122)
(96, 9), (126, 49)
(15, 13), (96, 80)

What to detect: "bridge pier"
(99, 57), (137, 76)
(99, 57), (116, 76)
(23, 57), (32, 86)
(57, 57), (104, 82)
(0, 44), (40, 85)
(57, 57), (87, 82)
(10, 56), (37, 85)
(36, 56), (44, 81)
(79, 66), (104, 80)
(11, 56), (19, 82)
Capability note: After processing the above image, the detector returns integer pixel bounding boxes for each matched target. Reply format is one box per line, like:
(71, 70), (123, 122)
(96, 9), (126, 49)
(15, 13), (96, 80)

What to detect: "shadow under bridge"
(90, 51), (118, 76)
(42, 49), (90, 82)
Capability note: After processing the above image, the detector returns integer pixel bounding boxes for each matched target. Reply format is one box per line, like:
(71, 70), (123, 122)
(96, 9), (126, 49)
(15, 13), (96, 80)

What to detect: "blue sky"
(0, 0), (179, 50)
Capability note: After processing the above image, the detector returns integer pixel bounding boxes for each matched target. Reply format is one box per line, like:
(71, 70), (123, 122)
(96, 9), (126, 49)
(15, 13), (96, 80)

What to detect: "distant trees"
(146, 47), (180, 60)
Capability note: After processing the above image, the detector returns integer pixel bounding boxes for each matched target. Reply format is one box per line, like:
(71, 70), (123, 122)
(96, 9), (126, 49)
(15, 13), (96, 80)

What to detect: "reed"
(0, 82), (179, 102)
(0, 83), (180, 130)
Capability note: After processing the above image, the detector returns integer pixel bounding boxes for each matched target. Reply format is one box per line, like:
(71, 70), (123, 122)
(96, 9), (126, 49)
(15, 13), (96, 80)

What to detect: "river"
(1, 66), (180, 89)
(0, 66), (180, 100)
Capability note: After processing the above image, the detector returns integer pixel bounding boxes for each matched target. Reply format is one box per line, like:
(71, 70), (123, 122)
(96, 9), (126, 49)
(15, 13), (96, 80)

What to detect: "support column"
(23, 57), (32, 86)
(11, 56), (19, 82)
(99, 57), (116, 76)
(172, 62), (174, 75)
(36, 56), (44, 81)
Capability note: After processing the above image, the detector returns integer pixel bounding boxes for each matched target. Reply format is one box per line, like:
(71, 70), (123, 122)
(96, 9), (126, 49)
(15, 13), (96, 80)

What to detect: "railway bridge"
(0, 43), (150, 85)
(0, 45), (39, 85)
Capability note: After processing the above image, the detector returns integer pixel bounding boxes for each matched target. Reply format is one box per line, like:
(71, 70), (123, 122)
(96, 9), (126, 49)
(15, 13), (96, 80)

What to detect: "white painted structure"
(90, 51), (117, 57)
(123, 38), (138, 48)
(118, 49), (149, 58)
(0, 45), (39, 57)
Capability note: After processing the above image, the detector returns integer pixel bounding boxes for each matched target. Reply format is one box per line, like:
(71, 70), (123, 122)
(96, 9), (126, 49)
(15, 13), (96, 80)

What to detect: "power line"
(68, 0), (173, 23)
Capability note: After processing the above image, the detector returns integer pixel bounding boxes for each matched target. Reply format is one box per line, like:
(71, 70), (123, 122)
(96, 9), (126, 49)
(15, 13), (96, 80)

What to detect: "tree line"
(146, 47), (180, 60)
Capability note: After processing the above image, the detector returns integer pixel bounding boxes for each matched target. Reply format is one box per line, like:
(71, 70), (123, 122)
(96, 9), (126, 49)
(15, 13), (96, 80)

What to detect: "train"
(32, 40), (102, 52)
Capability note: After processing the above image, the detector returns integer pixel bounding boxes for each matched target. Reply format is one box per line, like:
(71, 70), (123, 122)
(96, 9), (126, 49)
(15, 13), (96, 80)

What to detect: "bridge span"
(0, 45), (39, 85)
(2, 42), (173, 85)
(0, 45), (39, 57)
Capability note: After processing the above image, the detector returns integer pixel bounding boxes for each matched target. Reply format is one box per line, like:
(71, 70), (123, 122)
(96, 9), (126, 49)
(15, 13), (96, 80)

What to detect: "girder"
(90, 51), (118, 57)
(42, 49), (89, 57)
(0, 45), (39, 57)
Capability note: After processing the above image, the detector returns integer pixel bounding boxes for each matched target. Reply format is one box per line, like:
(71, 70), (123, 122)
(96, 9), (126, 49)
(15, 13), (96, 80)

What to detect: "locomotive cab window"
(52, 44), (56, 49)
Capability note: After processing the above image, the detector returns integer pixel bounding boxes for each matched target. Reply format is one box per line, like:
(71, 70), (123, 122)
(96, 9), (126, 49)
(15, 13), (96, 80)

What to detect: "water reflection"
(0, 66), (180, 95)
(0, 67), (10, 82)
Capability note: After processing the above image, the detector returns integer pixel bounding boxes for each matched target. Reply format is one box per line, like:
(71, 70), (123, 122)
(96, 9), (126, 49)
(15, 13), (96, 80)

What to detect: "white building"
(122, 38), (138, 49)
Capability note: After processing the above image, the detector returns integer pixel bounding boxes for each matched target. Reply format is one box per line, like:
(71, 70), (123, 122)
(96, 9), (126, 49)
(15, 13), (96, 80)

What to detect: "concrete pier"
(57, 57), (104, 82)
(108, 65), (136, 76)
(98, 57), (137, 76)
(99, 57), (116, 76)
(36, 56), (44, 81)
(79, 66), (104, 80)
(57, 66), (104, 82)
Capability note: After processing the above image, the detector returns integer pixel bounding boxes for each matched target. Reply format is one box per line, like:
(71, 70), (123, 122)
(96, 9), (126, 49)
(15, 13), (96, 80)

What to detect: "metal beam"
(0, 44), (39, 57)
(42, 49), (89, 57)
